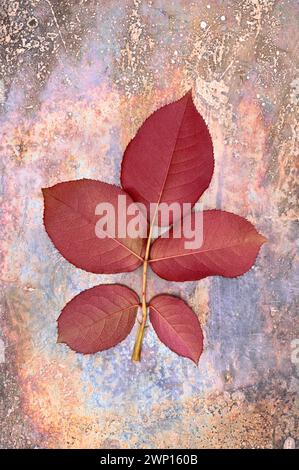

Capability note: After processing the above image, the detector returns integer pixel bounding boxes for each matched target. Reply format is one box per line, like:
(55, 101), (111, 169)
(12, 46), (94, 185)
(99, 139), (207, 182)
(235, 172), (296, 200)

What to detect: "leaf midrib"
(149, 236), (262, 263)
(150, 304), (196, 358)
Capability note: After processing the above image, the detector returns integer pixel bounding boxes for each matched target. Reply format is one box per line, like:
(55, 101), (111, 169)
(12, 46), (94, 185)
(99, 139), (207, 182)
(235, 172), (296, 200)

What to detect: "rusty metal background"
(0, 0), (298, 448)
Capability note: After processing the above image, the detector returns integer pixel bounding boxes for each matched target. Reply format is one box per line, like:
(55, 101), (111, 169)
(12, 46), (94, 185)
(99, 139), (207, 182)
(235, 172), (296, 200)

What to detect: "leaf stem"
(131, 223), (154, 362)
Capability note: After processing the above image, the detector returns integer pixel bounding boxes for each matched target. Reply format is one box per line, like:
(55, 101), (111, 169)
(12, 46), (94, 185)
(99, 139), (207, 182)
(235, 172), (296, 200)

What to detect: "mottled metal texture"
(0, 0), (298, 449)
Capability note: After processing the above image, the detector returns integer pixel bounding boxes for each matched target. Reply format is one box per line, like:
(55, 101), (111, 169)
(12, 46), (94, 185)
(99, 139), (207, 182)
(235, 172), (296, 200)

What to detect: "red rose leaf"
(43, 179), (146, 274)
(121, 91), (214, 226)
(149, 294), (204, 364)
(150, 210), (266, 281)
(58, 284), (140, 354)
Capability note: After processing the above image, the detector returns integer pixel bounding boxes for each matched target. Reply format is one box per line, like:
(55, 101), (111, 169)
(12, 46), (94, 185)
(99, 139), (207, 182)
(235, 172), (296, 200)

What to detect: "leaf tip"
(189, 349), (202, 366)
(56, 330), (65, 344)
(41, 186), (50, 198)
(183, 88), (193, 100)
(260, 234), (268, 245)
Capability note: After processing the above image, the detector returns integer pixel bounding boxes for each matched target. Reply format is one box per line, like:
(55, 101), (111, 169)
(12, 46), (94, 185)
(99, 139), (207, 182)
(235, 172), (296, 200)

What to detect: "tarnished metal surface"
(0, 0), (298, 448)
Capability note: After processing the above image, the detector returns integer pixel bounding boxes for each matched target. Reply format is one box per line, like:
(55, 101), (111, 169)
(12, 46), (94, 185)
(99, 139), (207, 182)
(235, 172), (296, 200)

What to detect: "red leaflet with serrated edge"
(121, 91), (214, 226)
(149, 294), (204, 364)
(42, 90), (266, 364)
(58, 284), (140, 354)
(43, 179), (146, 274)
(150, 210), (266, 281)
